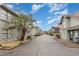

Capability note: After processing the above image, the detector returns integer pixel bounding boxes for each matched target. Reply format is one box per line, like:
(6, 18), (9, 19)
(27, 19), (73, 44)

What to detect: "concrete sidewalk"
(54, 37), (79, 48)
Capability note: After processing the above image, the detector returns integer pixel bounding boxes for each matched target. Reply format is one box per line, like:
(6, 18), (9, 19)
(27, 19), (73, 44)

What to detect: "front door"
(69, 30), (75, 41)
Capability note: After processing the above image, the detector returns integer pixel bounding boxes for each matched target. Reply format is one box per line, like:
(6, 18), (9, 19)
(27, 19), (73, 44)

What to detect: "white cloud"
(36, 20), (42, 28)
(47, 16), (52, 20)
(37, 20), (42, 24)
(49, 4), (59, 13)
(48, 16), (61, 25)
(20, 10), (28, 15)
(48, 3), (68, 13)
(6, 4), (14, 8)
(47, 9), (68, 25)
(54, 9), (68, 15)
(33, 22), (37, 27)
(33, 20), (42, 27)
(48, 19), (57, 24)
(31, 4), (44, 13)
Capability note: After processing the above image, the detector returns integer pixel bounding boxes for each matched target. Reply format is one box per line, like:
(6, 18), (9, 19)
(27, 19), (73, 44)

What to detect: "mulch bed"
(53, 37), (79, 48)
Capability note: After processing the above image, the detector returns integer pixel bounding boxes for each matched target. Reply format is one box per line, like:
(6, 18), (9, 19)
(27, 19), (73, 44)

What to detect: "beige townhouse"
(59, 13), (79, 43)
(31, 27), (42, 36)
(0, 4), (20, 40)
(48, 26), (59, 36)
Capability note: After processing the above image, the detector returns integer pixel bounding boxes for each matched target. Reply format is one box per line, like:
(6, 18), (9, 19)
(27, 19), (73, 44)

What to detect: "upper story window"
(0, 6), (18, 23)
(62, 16), (71, 27)
(0, 7), (8, 21)
(65, 16), (71, 20)
(0, 7), (7, 15)
(7, 12), (13, 22)
(0, 7), (15, 22)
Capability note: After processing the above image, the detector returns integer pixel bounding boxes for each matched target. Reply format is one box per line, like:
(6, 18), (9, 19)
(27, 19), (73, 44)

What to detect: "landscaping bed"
(53, 36), (79, 48)
(0, 40), (21, 50)
(0, 39), (30, 50)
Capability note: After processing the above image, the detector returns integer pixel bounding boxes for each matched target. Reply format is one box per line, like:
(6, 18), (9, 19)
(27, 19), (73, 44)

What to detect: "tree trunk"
(20, 28), (26, 41)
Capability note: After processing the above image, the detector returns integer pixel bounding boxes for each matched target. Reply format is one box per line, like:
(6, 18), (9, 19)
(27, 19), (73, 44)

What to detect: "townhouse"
(31, 27), (42, 36)
(0, 4), (20, 40)
(48, 26), (59, 36)
(59, 13), (79, 43)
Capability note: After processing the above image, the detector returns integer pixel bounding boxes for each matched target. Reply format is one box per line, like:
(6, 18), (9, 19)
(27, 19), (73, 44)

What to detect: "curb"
(54, 37), (79, 48)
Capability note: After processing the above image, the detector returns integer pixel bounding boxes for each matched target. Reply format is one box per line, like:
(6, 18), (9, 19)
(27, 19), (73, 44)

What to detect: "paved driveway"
(0, 34), (79, 56)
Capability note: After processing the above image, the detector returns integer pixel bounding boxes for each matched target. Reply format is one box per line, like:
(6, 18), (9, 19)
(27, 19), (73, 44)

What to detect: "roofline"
(0, 4), (19, 17)
(59, 14), (71, 25)
(61, 14), (79, 17)
(59, 13), (79, 25)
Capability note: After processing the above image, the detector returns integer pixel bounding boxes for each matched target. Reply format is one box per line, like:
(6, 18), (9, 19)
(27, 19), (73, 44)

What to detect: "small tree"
(8, 14), (34, 41)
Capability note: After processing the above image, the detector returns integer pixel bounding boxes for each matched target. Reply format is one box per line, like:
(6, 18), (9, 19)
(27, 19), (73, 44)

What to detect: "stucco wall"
(31, 28), (37, 36)
(60, 17), (70, 40)
(62, 17), (70, 28)
(60, 29), (69, 40)
(60, 16), (79, 40)
(69, 17), (79, 27)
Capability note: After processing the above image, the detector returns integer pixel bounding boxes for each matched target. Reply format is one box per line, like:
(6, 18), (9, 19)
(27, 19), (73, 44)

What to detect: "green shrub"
(27, 36), (32, 40)
(50, 33), (53, 36)
(55, 33), (60, 39)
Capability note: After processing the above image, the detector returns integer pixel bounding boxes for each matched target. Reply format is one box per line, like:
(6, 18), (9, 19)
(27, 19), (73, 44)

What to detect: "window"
(0, 8), (8, 21)
(0, 13), (7, 20)
(2, 33), (8, 39)
(2, 30), (8, 39)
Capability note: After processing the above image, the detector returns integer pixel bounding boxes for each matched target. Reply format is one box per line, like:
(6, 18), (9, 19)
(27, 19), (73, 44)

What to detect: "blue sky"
(6, 3), (79, 31)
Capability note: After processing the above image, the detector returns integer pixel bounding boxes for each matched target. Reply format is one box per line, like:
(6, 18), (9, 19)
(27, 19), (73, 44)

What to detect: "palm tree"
(7, 14), (34, 41)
